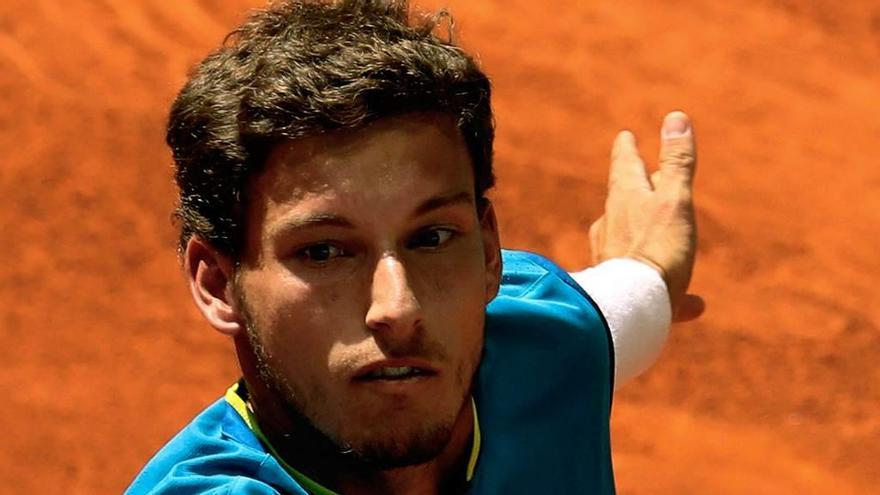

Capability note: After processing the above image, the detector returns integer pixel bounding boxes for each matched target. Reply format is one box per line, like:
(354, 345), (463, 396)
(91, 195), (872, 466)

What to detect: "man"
(127, 1), (701, 493)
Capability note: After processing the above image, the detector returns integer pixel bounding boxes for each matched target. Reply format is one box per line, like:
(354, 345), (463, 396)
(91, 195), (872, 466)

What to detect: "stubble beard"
(235, 286), (480, 471)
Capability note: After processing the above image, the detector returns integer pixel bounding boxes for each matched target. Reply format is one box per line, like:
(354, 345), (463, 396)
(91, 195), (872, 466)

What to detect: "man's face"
(233, 114), (500, 466)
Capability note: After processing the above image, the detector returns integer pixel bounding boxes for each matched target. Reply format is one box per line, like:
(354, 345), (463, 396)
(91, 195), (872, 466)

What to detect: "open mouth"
(354, 366), (434, 381)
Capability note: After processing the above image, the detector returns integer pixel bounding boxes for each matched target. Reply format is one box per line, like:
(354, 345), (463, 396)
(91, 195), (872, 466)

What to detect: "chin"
(336, 417), (458, 470)
(266, 362), (463, 470)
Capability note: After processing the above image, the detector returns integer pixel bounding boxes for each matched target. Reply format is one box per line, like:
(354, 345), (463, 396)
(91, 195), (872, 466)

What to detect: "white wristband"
(569, 258), (671, 389)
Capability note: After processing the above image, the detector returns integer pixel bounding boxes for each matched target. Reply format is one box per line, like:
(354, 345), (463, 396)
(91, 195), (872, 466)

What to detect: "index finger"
(609, 130), (651, 192)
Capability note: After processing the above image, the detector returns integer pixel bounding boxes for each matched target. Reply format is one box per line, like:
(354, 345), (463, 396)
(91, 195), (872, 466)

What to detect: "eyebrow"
(269, 191), (474, 236)
(413, 191), (474, 217)
(269, 213), (355, 237)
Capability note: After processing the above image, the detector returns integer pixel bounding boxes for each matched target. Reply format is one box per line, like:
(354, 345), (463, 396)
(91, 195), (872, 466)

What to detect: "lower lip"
(352, 373), (437, 391)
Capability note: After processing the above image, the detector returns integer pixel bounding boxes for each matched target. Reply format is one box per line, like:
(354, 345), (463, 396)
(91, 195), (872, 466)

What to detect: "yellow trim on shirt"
(225, 383), (253, 428)
(224, 382), (482, 490)
(466, 401), (480, 481)
(225, 384), (339, 495)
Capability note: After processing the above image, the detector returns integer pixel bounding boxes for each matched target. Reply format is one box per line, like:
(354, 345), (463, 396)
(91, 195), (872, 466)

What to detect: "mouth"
(352, 360), (439, 382)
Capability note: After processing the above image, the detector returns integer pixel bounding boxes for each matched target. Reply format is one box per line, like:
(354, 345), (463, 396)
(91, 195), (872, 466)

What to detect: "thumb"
(672, 294), (705, 322)
(658, 111), (697, 188)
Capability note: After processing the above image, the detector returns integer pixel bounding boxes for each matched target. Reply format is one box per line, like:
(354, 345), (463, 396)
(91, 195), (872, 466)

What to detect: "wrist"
(569, 258), (672, 388)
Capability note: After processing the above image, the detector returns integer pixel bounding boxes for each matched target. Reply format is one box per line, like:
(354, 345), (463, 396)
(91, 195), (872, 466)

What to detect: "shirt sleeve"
(568, 258), (672, 388)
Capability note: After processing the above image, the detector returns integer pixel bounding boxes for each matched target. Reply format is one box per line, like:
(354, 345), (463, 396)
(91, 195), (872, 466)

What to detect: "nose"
(365, 255), (423, 336)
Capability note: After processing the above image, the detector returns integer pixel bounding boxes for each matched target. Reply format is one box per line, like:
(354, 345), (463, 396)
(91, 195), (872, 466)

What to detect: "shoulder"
(125, 398), (303, 495)
(496, 249), (605, 312)
(489, 249), (611, 348)
(482, 248), (614, 391)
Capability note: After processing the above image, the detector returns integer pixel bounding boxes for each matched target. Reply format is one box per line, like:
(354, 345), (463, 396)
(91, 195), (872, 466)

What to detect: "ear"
(183, 236), (243, 336)
(478, 200), (503, 303)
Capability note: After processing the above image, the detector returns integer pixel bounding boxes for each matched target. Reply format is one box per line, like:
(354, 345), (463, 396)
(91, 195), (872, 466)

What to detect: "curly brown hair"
(167, 0), (495, 258)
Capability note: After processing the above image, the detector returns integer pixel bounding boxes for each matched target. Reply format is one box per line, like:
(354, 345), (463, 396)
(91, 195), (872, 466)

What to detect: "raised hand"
(589, 111), (704, 322)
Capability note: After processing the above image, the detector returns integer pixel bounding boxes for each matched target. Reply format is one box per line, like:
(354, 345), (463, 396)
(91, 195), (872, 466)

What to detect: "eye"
(297, 243), (347, 263)
(408, 228), (456, 249)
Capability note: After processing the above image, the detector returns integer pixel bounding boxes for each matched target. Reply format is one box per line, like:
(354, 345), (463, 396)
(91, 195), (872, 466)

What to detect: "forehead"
(249, 113), (475, 213)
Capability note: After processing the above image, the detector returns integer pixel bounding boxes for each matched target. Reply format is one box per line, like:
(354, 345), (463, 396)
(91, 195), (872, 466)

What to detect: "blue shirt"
(127, 250), (615, 494)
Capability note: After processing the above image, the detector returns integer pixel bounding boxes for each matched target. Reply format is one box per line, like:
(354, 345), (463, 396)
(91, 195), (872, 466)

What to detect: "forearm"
(569, 259), (671, 389)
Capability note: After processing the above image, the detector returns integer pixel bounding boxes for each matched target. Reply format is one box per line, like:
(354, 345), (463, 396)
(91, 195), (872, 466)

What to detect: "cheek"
(242, 269), (357, 377)
(420, 246), (488, 343)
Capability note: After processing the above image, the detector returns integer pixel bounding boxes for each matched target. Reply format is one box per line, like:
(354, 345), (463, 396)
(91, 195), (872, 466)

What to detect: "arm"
(570, 259), (670, 388)
(575, 111), (702, 387)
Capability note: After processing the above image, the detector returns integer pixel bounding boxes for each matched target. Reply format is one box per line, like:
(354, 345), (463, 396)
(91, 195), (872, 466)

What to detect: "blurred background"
(1, 0), (878, 493)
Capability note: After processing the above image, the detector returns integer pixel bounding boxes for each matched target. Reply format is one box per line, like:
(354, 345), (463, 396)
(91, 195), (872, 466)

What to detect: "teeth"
(367, 366), (417, 378)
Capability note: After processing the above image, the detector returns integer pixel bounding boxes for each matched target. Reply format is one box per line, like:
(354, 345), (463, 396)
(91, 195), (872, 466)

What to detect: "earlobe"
(184, 236), (243, 336)
(479, 201), (503, 303)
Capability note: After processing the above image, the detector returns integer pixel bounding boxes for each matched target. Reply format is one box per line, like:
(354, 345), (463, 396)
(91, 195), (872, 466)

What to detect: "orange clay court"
(1, 1), (878, 493)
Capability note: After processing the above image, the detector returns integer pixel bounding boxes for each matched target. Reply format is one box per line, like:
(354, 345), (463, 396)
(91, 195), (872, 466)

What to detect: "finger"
(609, 130), (651, 192)
(672, 294), (705, 322)
(657, 111), (697, 188)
